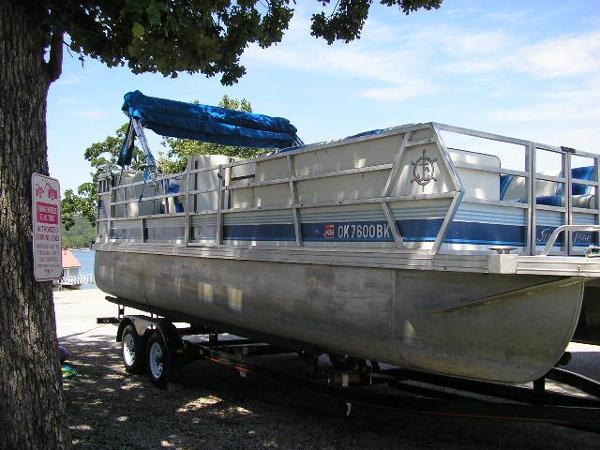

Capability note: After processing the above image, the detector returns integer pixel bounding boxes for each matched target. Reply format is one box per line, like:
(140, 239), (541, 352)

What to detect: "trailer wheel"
(328, 353), (360, 372)
(147, 332), (172, 388)
(122, 324), (146, 374)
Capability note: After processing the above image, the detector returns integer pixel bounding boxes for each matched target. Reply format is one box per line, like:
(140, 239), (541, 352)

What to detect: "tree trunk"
(0, 2), (71, 449)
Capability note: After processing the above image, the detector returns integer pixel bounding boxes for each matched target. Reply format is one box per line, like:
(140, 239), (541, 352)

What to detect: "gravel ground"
(56, 289), (600, 450)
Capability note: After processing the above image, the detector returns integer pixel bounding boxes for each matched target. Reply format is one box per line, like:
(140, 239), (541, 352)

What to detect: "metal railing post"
(108, 184), (115, 243)
(287, 155), (303, 246)
(431, 124), (465, 255)
(216, 165), (224, 245)
(183, 162), (191, 245)
(527, 143), (536, 256)
(596, 156), (600, 247)
(564, 150), (573, 255)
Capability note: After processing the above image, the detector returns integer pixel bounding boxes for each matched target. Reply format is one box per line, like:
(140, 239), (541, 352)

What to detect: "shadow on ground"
(60, 331), (599, 450)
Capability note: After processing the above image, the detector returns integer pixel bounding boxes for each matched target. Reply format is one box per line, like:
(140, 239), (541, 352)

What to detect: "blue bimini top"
(122, 90), (300, 149)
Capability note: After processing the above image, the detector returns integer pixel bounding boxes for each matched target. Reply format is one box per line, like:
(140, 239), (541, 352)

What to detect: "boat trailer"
(98, 296), (600, 433)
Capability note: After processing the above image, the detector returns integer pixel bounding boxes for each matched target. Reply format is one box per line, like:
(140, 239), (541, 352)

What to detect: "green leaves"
(145, 1), (166, 26)
(312, 1), (443, 44)
(311, 0), (371, 44)
(132, 22), (145, 38)
(83, 123), (145, 174)
(62, 214), (96, 248)
(63, 123), (146, 226)
(381, 0), (444, 14)
(42, 0), (442, 85)
(61, 186), (96, 229)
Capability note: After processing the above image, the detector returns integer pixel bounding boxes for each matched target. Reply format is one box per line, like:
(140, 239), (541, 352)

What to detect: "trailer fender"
(117, 316), (184, 356)
(154, 319), (184, 354)
(117, 316), (167, 343)
(116, 318), (135, 342)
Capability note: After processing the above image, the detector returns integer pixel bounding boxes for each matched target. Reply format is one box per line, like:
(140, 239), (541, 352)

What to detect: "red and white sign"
(32, 173), (62, 281)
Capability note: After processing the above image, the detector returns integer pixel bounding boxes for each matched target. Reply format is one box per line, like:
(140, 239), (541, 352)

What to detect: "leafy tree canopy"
(62, 214), (96, 248)
(61, 183), (96, 229)
(83, 123), (146, 173)
(312, 0), (442, 43)
(34, 0), (442, 85)
(61, 123), (145, 229)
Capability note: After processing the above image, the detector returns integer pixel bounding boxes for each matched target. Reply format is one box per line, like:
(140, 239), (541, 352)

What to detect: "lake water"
(71, 249), (96, 289)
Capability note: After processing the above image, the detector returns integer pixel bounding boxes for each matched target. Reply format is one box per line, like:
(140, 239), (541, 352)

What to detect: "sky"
(47, 0), (600, 192)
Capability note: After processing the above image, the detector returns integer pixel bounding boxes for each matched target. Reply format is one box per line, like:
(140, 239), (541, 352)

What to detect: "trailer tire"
(122, 324), (146, 374)
(146, 331), (172, 388)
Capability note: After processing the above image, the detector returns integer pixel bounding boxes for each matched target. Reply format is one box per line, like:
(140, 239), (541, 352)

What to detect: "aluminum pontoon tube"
(95, 248), (584, 384)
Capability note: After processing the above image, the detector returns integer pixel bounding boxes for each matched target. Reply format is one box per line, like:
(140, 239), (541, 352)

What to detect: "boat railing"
(96, 122), (600, 257)
(436, 123), (600, 256)
(540, 225), (600, 256)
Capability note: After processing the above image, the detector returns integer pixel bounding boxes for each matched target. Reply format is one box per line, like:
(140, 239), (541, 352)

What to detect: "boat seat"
(531, 194), (595, 207)
(449, 148), (500, 200)
(162, 178), (184, 213)
(500, 166), (595, 208)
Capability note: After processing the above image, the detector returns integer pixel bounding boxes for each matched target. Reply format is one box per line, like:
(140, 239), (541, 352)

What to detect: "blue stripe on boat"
(224, 223), (296, 241)
(219, 219), (597, 247)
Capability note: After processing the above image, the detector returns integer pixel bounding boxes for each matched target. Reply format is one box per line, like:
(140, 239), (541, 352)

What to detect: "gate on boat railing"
(95, 122), (600, 257)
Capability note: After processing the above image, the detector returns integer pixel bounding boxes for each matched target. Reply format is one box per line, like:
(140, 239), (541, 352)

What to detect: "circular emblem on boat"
(411, 149), (437, 189)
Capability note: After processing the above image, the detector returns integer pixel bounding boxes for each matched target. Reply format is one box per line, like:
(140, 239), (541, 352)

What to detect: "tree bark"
(0, 2), (71, 449)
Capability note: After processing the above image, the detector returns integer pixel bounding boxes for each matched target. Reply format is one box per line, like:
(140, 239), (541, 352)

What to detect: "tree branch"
(47, 31), (64, 83)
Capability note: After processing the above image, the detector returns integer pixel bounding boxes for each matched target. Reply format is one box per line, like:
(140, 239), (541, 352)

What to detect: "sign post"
(32, 173), (62, 281)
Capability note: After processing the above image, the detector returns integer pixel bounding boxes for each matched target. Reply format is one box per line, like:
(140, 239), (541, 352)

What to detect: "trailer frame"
(97, 296), (600, 433)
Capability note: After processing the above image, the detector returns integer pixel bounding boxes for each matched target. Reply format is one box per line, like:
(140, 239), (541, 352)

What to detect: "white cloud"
(485, 79), (600, 152)
(244, 12), (520, 105)
(246, 29), (423, 84)
(443, 31), (511, 55)
(488, 80), (600, 122)
(442, 57), (512, 74)
(361, 82), (441, 102)
(442, 30), (600, 78)
(404, 27), (512, 56)
(79, 110), (108, 120)
(358, 18), (402, 43)
(251, 43), (441, 102)
(518, 31), (600, 78)
(483, 7), (566, 25)
(245, 10), (600, 121)
(485, 9), (533, 23)
(245, 34), (438, 100)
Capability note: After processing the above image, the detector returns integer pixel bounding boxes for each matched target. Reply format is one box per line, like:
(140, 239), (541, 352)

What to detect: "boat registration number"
(321, 222), (392, 241)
